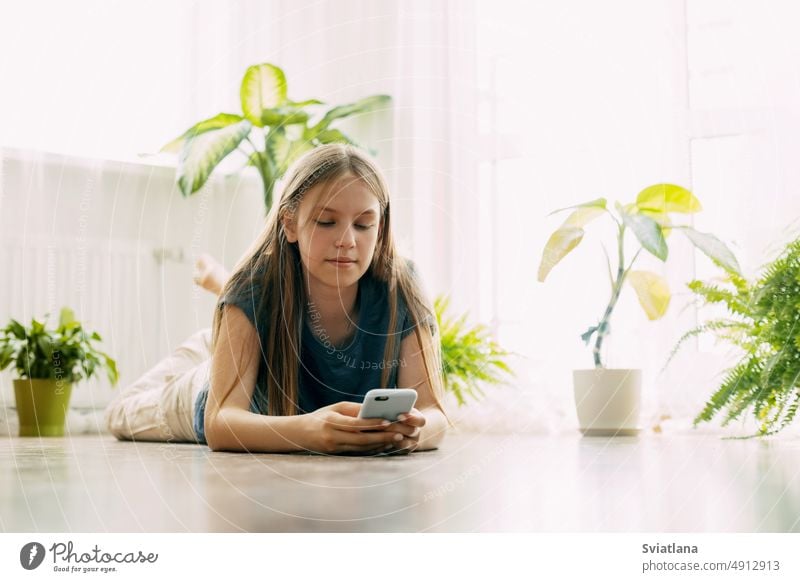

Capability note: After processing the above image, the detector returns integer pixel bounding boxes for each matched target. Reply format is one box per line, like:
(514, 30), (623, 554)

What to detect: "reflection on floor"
(1, 430), (799, 532)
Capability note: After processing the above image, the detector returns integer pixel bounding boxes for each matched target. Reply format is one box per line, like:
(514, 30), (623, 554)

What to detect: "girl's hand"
(301, 401), (401, 455)
(384, 407), (426, 454)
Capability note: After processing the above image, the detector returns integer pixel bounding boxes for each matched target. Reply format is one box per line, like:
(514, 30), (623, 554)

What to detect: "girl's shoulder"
(363, 257), (420, 302)
(371, 258), (436, 339)
(359, 262), (410, 315)
(217, 262), (269, 328)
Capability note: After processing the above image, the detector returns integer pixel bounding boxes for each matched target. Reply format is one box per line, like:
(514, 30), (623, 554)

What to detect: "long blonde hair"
(211, 144), (453, 426)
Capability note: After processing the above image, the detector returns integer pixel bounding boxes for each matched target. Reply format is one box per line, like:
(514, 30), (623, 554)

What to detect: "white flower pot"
(572, 368), (642, 436)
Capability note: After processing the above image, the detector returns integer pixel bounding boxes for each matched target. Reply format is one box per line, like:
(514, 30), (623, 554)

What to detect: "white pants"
(104, 328), (212, 443)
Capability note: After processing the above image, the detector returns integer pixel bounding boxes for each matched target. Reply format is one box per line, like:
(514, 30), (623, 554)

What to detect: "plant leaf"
(99, 352), (119, 386)
(562, 206), (606, 229)
(619, 204), (668, 261)
(260, 106), (310, 127)
(311, 94), (391, 134)
(267, 128), (315, 176)
(240, 63), (288, 127)
(626, 270), (671, 320)
(58, 307), (76, 329)
(177, 120), (253, 196)
(537, 226), (585, 282)
(434, 293), (513, 405)
(680, 226), (742, 275)
(635, 183), (701, 214)
(161, 113), (244, 153)
(548, 197), (607, 218)
(7, 320), (26, 339)
(0, 345), (14, 370)
(36, 335), (53, 360)
(287, 98), (324, 107)
(315, 128), (358, 145)
(638, 208), (673, 238)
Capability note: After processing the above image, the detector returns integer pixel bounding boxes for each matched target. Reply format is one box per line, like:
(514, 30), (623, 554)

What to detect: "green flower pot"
(13, 379), (73, 437)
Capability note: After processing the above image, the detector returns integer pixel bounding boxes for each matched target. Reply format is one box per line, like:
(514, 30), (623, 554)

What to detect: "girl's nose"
(336, 226), (356, 248)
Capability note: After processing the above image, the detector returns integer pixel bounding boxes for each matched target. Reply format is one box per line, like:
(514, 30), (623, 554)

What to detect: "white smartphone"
(358, 388), (417, 422)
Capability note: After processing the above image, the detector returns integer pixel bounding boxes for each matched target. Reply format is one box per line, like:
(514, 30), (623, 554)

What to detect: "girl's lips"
(327, 259), (357, 267)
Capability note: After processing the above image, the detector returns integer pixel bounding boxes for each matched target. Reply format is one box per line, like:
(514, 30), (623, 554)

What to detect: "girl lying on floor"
(104, 144), (452, 455)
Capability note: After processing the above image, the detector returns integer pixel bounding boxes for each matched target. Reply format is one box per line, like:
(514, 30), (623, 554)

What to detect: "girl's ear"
(282, 212), (298, 243)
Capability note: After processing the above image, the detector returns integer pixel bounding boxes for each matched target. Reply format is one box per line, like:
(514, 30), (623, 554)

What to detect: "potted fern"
(163, 62), (391, 213)
(537, 184), (739, 435)
(0, 307), (119, 437)
(665, 236), (800, 437)
(434, 296), (513, 406)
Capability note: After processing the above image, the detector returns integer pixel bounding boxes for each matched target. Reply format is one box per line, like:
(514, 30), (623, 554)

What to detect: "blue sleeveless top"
(192, 264), (432, 445)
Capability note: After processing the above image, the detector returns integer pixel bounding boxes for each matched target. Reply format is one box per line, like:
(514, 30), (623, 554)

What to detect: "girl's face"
(283, 172), (383, 290)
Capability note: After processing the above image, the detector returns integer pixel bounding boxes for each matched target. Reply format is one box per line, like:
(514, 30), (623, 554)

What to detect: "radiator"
(0, 236), (163, 410)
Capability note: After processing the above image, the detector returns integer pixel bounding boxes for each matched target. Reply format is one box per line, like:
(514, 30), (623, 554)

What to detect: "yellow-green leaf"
(639, 208), (673, 238)
(177, 120), (253, 196)
(240, 63), (288, 127)
(622, 202), (673, 237)
(312, 94), (391, 134)
(267, 128), (314, 175)
(626, 270), (671, 320)
(537, 226), (584, 282)
(635, 183), (701, 214)
(58, 307), (76, 329)
(287, 98), (324, 107)
(562, 206), (605, 228)
(548, 197), (607, 217)
(161, 113), (244, 153)
(260, 107), (309, 127)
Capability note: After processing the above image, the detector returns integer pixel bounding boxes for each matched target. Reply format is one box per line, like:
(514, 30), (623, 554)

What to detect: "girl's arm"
(204, 305), (308, 453)
(396, 330), (450, 451)
(205, 306), (399, 454)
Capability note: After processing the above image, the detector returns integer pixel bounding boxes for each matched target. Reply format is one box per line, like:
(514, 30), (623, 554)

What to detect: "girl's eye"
(315, 220), (374, 230)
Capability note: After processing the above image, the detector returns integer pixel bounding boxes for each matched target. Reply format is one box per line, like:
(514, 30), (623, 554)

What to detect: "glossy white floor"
(1, 429), (799, 532)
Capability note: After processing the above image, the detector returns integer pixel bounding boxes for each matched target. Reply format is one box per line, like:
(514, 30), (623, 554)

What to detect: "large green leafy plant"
(666, 236), (800, 436)
(163, 63), (390, 212)
(537, 184), (740, 368)
(0, 307), (119, 385)
(435, 296), (513, 406)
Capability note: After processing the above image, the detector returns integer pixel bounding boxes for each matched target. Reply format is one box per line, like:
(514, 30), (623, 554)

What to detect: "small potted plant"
(665, 235), (800, 437)
(0, 307), (119, 437)
(162, 62), (391, 213)
(435, 295), (513, 406)
(537, 184), (739, 436)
